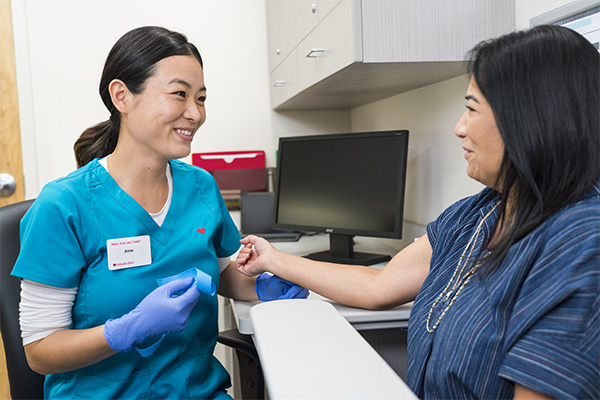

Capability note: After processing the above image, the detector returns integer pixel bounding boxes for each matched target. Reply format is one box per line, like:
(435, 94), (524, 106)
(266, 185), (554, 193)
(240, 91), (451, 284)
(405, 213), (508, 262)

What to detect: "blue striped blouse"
(407, 180), (600, 399)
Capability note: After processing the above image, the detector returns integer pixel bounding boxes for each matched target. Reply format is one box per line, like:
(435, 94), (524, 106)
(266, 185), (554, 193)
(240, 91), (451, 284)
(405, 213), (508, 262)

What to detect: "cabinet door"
(317, 0), (343, 21)
(268, 0), (344, 73)
(361, 0), (515, 62)
(294, 0), (320, 43)
(294, 0), (345, 42)
(267, 0), (297, 72)
(296, 0), (357, 92)
(269, 50), (299, 108)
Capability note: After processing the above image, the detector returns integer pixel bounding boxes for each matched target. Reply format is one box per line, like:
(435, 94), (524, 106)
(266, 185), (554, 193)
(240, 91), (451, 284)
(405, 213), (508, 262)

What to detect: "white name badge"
(107, 235), (152, 270)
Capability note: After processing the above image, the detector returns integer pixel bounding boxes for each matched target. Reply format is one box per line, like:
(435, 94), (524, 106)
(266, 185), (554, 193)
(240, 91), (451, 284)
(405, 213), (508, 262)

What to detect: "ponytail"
(73, 118), (119, 168)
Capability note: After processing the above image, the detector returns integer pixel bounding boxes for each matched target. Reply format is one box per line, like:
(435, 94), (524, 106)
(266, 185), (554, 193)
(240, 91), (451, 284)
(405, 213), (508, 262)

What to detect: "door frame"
(1, 0), (25, 207)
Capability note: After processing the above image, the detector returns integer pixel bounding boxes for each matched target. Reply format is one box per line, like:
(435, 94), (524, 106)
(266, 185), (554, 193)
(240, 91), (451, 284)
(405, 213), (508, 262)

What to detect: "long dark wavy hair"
(73, 26), (203, 168)
(469, 25), (600, 269)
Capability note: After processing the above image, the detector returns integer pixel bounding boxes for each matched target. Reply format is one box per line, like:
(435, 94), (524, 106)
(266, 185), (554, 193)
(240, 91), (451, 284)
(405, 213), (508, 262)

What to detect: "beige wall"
(350, 75), (481, 225)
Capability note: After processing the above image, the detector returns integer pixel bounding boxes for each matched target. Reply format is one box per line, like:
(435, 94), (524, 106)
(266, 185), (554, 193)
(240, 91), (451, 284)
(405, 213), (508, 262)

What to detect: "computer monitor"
(274, 130), (409, 265)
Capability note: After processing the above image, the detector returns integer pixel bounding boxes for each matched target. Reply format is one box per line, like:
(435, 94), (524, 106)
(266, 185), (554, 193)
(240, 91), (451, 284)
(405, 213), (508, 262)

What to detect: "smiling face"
(454, 78), (505, 189)
(118, 55), (206, 162)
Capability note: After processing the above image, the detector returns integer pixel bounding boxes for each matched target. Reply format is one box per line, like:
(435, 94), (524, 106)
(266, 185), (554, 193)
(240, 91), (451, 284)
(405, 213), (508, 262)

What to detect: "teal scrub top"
(12, 159), (241, 399)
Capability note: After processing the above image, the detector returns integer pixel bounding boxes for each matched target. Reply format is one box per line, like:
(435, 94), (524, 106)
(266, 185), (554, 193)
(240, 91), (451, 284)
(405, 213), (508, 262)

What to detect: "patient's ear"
(108, 79), (131, 113)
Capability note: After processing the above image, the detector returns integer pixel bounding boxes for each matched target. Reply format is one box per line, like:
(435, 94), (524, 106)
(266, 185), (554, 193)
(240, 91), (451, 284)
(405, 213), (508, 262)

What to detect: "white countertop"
(231, 294), (412, 335)
(250, 299), (417, 400)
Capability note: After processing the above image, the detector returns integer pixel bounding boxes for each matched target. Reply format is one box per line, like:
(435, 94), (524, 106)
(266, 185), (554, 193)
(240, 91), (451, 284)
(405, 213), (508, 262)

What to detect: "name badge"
(107, 235), (152, 270)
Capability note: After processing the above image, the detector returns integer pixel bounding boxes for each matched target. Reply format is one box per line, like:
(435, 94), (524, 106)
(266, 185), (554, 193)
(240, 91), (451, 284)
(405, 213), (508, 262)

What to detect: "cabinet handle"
(306, 48), (325, 58)
(311, 4), (317, 13)
(272, 80), (285, 87)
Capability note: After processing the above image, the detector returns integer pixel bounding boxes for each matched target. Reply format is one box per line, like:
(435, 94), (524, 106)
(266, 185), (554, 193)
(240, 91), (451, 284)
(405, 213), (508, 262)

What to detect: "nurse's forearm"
(218, 261), (259, 301)
(24, 325), (116, 375)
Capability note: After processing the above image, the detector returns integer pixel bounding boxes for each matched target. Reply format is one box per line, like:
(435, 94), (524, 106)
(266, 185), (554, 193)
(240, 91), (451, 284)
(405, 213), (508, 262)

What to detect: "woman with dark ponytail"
(12, 26), (305, 399)
(236, 25), (600, 399)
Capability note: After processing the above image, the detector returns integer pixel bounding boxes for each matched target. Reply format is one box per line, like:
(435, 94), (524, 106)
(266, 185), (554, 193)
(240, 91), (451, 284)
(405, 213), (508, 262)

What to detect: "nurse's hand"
(255, 273), (309, 301)
(236, 235), (278, 277)
(104, 277), (200, 353)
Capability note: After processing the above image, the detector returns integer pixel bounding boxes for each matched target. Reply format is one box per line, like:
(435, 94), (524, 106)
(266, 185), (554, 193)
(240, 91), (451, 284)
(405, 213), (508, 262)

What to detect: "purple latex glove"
(104, 277), (200, 353)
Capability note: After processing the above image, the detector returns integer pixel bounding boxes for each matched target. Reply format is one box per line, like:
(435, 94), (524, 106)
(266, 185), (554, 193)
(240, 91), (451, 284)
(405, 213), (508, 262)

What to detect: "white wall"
(12, 0), (349, 198)
(348, 0), (575, 226)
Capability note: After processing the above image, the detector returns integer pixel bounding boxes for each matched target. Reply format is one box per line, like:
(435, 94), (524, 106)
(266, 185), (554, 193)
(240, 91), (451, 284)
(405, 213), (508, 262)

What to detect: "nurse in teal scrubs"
(12, 26), (274, 399)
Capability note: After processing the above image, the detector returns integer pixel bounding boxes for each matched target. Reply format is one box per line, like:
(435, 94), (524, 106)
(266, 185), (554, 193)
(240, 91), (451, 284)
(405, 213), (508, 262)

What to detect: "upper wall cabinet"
(267, 0), (515, 110)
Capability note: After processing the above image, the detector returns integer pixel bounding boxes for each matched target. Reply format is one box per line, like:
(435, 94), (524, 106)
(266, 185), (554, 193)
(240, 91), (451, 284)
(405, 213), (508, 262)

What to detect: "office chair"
(217, 329), (265, 400)
(0, 199), (45, 400)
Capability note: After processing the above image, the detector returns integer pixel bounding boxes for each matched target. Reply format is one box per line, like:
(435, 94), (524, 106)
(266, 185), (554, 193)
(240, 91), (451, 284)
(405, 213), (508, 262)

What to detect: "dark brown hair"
(74, 26), (203, 167)
(468, 25), (600, 269)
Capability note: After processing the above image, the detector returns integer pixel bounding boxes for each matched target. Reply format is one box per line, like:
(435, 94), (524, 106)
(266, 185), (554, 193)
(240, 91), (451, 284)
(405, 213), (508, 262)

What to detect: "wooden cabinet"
(266, 0), (515, 110)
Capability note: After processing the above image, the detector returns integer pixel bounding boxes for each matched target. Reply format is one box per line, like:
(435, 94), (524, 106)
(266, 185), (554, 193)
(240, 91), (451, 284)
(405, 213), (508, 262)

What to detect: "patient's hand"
(235, 235), (275, 277)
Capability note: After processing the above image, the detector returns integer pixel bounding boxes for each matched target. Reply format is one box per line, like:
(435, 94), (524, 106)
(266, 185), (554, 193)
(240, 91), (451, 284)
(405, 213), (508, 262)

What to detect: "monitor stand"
(306, 233), (391, 266)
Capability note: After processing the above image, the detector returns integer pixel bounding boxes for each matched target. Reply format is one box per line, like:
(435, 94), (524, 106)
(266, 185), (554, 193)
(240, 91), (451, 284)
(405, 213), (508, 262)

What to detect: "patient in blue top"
(236, 25), (600, 399)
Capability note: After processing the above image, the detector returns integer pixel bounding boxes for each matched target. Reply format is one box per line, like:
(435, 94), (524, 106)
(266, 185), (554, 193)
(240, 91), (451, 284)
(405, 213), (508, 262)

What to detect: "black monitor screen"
(274, 130), (409, 265)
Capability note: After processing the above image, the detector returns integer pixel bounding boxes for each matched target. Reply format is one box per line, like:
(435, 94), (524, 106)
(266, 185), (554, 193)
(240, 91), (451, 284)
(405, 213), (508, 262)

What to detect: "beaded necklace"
(426, 202), (500, 333)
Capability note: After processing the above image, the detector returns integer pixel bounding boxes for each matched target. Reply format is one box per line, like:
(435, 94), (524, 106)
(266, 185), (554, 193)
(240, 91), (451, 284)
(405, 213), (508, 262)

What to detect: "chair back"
(0, 199), (45, 399)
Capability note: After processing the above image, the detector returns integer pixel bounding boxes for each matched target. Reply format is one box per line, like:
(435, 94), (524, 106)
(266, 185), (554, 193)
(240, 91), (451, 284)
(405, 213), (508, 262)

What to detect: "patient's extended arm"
(235, 234), (432, 310)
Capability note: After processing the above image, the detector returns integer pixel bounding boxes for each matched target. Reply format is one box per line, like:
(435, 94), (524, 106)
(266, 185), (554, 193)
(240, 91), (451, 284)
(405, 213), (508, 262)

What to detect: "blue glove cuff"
(104, 316), (137, 353)
(255, 273), (309, 301)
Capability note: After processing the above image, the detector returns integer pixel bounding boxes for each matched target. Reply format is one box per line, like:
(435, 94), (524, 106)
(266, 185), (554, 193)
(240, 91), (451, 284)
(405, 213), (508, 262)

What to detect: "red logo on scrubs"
(197, 228), (206, 234)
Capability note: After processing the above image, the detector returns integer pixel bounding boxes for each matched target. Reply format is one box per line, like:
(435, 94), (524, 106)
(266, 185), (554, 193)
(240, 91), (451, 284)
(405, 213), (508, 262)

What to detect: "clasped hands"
(236, 235), (308, 301)
(237, 235), (308, 301)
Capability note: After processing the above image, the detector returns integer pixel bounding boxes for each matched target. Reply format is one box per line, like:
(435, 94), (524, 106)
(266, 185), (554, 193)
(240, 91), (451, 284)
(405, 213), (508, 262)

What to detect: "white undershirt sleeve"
(218, 257), (232, 273)
(19, 279), (77, 346)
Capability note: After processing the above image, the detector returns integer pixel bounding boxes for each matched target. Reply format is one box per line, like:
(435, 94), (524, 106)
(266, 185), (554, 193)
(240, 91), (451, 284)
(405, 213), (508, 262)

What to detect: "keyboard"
(252, 232), (302, 242)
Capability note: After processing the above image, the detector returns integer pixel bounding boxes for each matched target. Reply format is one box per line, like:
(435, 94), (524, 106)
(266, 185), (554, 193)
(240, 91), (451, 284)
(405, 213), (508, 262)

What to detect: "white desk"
(250, 299), (417, 400)
(231, 294), (412, 335)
